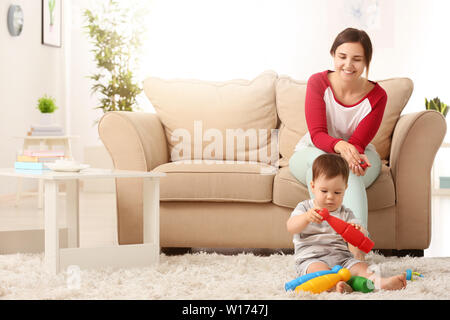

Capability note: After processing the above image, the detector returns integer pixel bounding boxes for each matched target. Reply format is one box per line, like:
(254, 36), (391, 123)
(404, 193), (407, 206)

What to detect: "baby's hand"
(350, 223), (368, 236)
(343, 224), (363, 243)
(305, 208), (324, 224)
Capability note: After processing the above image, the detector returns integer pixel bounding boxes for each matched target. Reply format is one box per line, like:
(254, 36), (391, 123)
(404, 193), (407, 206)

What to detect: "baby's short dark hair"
(312, 154), (349, 185)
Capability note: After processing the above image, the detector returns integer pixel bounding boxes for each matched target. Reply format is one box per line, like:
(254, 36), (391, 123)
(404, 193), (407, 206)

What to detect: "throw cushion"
(373, 78), (414, 160)
(275, 76), (308, 167)
(143, 71), (278, 164)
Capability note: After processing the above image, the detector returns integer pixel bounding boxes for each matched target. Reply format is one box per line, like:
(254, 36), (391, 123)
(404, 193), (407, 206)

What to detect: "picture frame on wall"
(42, 0), (62, 47)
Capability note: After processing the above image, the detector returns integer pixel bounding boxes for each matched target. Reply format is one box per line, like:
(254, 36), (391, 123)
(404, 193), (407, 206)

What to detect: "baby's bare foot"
(380, 274), (407, 291)
(335, 281), (353, 293)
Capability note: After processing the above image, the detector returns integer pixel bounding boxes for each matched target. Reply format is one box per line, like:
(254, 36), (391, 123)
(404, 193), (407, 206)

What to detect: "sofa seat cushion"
(273, 163), (395, 211)
(153, 161), (277, 203)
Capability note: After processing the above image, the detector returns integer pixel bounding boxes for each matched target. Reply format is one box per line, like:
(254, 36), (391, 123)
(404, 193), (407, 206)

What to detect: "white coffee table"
(0, 168), (165, 274)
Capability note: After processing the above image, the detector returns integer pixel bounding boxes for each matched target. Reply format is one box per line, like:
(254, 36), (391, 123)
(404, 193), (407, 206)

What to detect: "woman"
(289, 27), (387, 231)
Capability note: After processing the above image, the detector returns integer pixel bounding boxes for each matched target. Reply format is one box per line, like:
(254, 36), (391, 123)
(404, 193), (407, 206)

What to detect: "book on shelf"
(14, 161), (50, 170)
(17, 155), (64, 163)
(23, 150), (65, 157)
(28, 124), (65, 136)
(30, 124), (63, 131)
(30, 130), (65, 136)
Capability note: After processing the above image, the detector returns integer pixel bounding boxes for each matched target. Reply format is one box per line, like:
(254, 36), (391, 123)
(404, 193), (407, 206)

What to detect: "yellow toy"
(295, 268), (351, 294)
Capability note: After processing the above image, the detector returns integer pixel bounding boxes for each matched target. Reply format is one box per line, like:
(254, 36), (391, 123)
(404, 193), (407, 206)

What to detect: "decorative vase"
(40, 113), (53, 126)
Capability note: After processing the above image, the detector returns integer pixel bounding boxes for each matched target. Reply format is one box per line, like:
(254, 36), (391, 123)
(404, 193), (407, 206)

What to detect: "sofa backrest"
(275, 75), (414, 166)
(144, 71), (413, 166)
(143, 71), (278, 164)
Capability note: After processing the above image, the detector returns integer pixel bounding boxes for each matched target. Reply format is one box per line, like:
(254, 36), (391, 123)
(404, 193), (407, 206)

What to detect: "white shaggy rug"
(0, 250), (449, 300)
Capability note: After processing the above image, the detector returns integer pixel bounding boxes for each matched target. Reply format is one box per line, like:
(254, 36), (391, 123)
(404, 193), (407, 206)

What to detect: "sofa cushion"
(143, 71), (278, 164)
(153, 160), (277, 203)
(373, 78), (414, 160)
(273, 163), (395, 211)
(275, 76), (308, 167)
(275, 75), (413, 163)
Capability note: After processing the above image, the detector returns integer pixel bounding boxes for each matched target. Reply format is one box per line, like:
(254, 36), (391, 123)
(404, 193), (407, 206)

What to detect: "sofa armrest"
(389, 110), (446, 249)
(98, 111), (169, 171)
(98, 111), (169, 245)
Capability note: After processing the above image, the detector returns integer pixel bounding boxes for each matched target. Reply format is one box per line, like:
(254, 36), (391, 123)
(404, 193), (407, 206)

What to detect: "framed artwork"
(326, 0), (394, 49)
(42, 0), (62, 47)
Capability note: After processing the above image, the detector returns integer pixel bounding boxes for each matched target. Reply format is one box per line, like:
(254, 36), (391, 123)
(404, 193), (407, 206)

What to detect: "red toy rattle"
(359, 160), (369, 170)
(315, 208), (374, 253)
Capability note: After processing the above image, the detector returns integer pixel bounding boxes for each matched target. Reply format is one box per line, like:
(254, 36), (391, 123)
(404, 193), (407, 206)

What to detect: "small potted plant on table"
(37, 94), (58, 125)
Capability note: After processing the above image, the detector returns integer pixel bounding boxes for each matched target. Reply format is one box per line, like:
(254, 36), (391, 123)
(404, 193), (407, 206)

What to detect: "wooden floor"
(0, 192), (449, 257)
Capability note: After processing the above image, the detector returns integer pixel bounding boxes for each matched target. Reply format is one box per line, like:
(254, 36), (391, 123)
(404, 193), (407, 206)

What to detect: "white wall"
(68, 0), (449, 159)
(66, 0), (103, 164)
(0, 0), (65, 194)
(137, 0), (449, 113)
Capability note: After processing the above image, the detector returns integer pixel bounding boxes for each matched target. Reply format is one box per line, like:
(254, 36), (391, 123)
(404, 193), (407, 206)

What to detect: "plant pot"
(40, 113), (53, 126)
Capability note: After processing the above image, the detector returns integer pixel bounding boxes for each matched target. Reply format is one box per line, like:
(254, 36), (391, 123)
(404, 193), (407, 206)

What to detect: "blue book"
(14, 161), (49, 170)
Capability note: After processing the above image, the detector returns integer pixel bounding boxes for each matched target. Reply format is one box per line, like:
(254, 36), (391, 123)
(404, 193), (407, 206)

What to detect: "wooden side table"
(0, 168), (165, 274)
(13, 136), (79, 208)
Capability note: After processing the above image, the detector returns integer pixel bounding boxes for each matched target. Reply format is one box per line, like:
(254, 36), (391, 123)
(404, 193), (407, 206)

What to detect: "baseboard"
(374, 249), (424, 257)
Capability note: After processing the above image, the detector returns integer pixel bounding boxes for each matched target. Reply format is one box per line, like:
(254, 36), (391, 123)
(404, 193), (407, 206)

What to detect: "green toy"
(347, 276), (374, 293)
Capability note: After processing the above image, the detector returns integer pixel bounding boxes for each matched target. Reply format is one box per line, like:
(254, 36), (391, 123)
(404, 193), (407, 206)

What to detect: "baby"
(286, 153), (406, 293)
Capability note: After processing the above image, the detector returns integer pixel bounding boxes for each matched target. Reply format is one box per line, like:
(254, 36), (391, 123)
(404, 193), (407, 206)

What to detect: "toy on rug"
(285, 265), (343, 291)
(405, 269), (424, 281)
(295, 268), (351, 294)
(347, 276), (374, 293)
(315, 208), (374, 253)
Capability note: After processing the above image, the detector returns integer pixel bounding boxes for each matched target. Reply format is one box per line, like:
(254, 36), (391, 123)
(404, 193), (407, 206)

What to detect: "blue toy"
(285, 265), (342, 291)
(406, 269), (424, 281)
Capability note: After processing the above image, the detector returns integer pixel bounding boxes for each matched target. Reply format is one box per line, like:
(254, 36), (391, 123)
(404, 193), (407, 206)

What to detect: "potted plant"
(425, 97), (448, 118)
(37, 94), (58, 125)
(83, 0), (147, 122)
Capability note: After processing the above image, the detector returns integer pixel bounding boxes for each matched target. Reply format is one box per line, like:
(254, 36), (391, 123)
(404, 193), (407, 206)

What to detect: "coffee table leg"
(66, 179), (79, 248)
(143, 178), (160, 263)
(38, 179), (44, 209)
(44, 180), (59, 274)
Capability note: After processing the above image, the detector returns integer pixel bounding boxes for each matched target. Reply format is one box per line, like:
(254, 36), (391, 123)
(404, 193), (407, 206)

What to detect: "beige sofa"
(98, 71), (447, 254)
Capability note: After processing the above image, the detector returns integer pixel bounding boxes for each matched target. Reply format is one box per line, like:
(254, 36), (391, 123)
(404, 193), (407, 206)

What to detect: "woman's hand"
(356, 154), (371, 176)
(334, 141), (370, 176)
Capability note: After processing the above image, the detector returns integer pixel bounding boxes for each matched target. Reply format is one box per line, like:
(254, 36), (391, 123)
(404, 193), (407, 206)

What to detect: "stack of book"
(28, 124), (64, 136)
(14, 150), (65, 170)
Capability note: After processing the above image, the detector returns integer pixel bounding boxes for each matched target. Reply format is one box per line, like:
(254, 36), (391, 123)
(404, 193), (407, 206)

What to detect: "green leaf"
(429, 100), (439, 111)
(37, 94), (58, 113)
(442, 104), (448, 118)
(83, 0), (147, 119)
